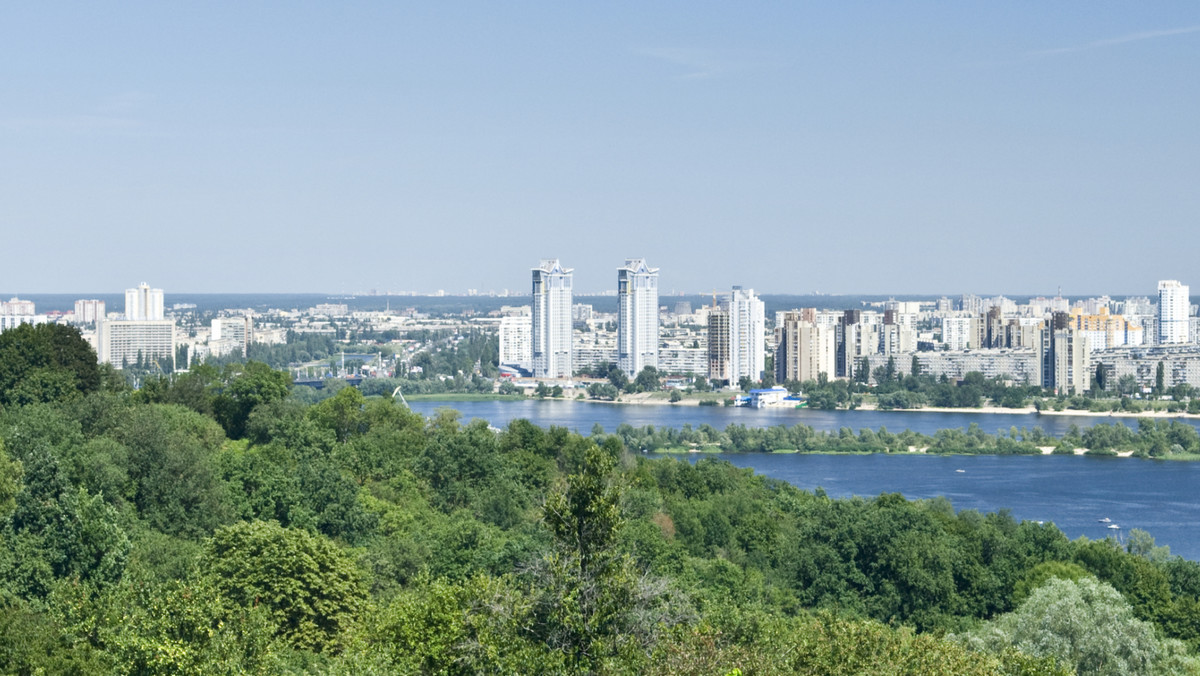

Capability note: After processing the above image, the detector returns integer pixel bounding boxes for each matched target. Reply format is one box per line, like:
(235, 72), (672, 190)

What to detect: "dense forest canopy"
(2, 330), (1199, 673)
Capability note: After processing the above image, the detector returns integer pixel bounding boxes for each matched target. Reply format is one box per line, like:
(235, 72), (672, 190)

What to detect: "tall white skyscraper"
(729, 286), (765, 383)
(617, 258), (659, 377)
(125, 282), (164, 321)
(1158, 280), (1190, 344)
(531, 259), (573, 379)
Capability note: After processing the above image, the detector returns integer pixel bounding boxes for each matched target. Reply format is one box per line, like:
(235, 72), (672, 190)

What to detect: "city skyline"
(4, 4), (1200, 294)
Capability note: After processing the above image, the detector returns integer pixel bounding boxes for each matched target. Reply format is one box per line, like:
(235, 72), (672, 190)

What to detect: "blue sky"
(3, 3), (1198, 295)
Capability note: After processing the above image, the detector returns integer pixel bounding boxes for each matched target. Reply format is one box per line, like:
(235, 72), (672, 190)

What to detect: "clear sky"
(3, 3), (1198, 296)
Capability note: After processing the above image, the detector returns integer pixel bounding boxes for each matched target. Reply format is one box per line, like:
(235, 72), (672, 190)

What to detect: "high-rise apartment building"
(499, 312), (533, 373)
(616, 258), (659, 377)
(729, 286), (765, 383)
(0, 297), (35, 315)
(0, 297), (45, 333)
(1038, 313), (1089, 394)
(73, 299), (106, 324)
(100, 283), (174, 369)
(1068, 307), (1142, 350)
(211, 316), (253, 358)
(1158, 280), (1190, 345)
(97, 319), (176, 369)
(775, 311), (835, 383)
(531, 259), (573, 379)
(707, 307), (730, 384)
(125, 283), (164, 321)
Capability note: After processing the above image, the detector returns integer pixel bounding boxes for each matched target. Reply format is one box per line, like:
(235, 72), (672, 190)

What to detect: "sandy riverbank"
(857, 403), (1036, 415)
(1036, 408), (1199, 419)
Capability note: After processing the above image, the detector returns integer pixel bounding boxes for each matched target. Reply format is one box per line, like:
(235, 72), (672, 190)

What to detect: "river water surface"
(408, 399), (1200, 559)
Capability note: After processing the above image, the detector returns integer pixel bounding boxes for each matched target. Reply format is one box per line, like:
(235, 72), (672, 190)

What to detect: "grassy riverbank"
(605, 418), (1200, 460)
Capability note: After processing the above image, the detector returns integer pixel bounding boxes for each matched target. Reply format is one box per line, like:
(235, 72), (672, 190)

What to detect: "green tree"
(607, 367), (629, 393)
(960, 577), (1195, 675)
(857, 357), (871, 384)
(634, 366), (660, 392)
(0, 440), (21, 520)
(308, 385), (368, 443)
(1156, 361), (1166, 396)
(587, 383), (619, 401)
(0, 323), (101, 407)
(114, 404), (233, 538)
(212, 362), (292, 439)
(1, 447), (130, 598)
(200, 520), (368, 653)
(537, 442), (685, 670)
(373, 574), (562, 674)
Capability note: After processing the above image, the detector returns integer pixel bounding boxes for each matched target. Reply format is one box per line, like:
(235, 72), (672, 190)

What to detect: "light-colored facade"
(728, 286), (765, 383)
(97, 319), (176, 369)
(775, 311), (836, 383)
(1093, 345), (1200, 389)
(0, 297), (35, 315)
(1068, 307), (1142, 350)
(941, 316), (977, 351)
(125, 283), (164, 321)
(312, 303), (349, 317)
(1039, 327), (1090, 395)
(658, 346), (707, 375)
(211, 316), (253, 358)
(617, 258), (659, 377)
(498, 314), (533, 372)
(531, 259), (573, 379)
(0, 297), (49, 333)
(880, 323), (917, 355)
(864, 349), (1041, 384)
(73, 299), (106, 324)
(1158, 280), (1190, 344)
(0, 314), (48, 333)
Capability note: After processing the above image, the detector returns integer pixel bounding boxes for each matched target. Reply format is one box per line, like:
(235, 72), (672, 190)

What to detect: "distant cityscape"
(1, 267), (1199, 394)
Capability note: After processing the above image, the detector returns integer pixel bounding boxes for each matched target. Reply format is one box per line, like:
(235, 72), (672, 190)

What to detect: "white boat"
(955, 469), (965, 473)
(1108, 524), (1121, 530)
(1098, 517), (1112, 523)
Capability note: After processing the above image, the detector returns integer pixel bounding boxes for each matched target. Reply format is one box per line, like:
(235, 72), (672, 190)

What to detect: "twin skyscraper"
(530, 258), (659, 380)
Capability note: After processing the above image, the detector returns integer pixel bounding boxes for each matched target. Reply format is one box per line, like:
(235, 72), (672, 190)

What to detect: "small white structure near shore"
(748, 386), (789, 408)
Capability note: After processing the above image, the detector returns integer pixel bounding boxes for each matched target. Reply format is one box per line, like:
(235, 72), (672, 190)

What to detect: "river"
(407, 399), (1200, 559)
(406, 398), (1200, 437)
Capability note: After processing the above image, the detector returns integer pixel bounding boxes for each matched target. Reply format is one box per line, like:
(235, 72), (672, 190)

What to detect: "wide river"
(408, 399), (1200, 560)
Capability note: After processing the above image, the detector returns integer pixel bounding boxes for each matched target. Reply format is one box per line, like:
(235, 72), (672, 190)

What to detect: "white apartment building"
(942, 316), (976, 351)
(775, 312), (836, 383)
(73, 299), (106, 324)
(211, 316), (253, 357)
(0, 297), (47, 333)
(125, 283), (164, 321)
(97, 319), (176, 369)
(1158, 280), (1190, 345)
(498, 313), (533, 372)
(616, 258), (659, 377)
(0, 297), (35, 315)
(728, 286), (765, 382)
(531, 259), (573, 379)
(0, 314), (48, 333)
